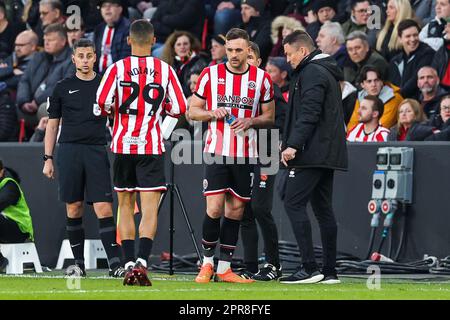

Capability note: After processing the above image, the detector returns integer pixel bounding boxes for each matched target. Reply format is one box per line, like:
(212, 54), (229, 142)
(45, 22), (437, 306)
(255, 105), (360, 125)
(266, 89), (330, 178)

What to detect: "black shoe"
(319, 274), (341, 284)
(0, 256), (8, 272)
(109, 266), (126, 278)
(253, 264), (282, 281)
(65, 264), (86, 277)
(238, 269), (255, 280)
(279, 267), (324, 284)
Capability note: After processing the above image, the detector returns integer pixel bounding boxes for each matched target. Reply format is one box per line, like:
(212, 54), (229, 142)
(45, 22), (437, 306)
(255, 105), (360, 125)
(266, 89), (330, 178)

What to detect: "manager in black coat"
(279, 30), (348, 284)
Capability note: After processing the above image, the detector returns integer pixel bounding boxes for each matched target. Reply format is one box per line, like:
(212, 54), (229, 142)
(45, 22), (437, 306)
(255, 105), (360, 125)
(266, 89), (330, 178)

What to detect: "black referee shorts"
(113, 154), (167, 192)
(56, 143), (113, 204)
(203, 157), (254, 202)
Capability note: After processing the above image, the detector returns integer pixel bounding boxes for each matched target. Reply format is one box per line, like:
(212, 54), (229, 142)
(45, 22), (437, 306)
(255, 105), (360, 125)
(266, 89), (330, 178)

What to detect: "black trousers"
(0, 214), (29, 243)
(283, 168), (337, 274)
(240, 165), (280, 269)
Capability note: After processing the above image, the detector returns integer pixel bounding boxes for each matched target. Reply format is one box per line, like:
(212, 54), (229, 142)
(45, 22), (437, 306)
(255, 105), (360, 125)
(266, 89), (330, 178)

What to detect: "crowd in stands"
(0, 0), (449, 143)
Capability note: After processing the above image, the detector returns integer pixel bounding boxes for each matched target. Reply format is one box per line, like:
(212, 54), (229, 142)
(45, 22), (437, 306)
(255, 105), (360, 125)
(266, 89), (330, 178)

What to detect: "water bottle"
(371, 252), (394, 263)
(225, 113), (236, 125)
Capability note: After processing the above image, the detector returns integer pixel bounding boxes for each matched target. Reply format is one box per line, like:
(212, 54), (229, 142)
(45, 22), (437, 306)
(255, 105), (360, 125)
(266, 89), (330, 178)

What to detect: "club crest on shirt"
(203, 179), (208, 191)
(93, 103), (101, 116)
(248, 81), (256, 90)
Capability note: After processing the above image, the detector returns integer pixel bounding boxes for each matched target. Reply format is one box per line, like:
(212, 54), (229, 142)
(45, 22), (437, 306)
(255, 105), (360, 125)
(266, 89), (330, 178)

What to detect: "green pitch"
(0, 271), (449, 300)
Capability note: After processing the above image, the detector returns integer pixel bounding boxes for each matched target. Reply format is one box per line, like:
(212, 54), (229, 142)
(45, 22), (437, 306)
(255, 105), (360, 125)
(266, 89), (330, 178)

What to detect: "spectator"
(411, 0), (436, 25)
(387, 98), (433, 141)
(270, 15), (304, 57)
(36, 0), (66, 46)
(340, 80), (358, 125)
(316, 21), (348, 69)
(0, 30), (38, 92)
(389, 19), (435, 99)
(347, 95), (390, 142)
(16, 23), (74, 129)
(209, 34), (227, 66)
(265, 56), (291, 101)
(151, 0), (205, 57)
(347, 65), (403, 131)
(5, 0), (40, 29)
(341, 0), (371, 36)
(66, 18), (86, 48)
(129, 0), (159, 20)
(0, 159), (34, 272)
(240, 0), (272, 64)
(417, 66), (448, 118)
(375, 0), (414, 62)
(344, 31), (389, 86)
(432, 20), (450, 91)
(160, 31), (208, 97)
(425, 94), (450, 140)
(0, 91), (17, 142)
(212, 1), (242, 36)
(94, 0), (130, 74)
(305, 0), (337, 42)
(29, 116), (48, 142)
(0, 2), (25, 60)
(419, 0), (450, 51)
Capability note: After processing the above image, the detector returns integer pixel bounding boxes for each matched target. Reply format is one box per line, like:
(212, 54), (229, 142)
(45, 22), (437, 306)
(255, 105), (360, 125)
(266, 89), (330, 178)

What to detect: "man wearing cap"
(305, 0), (337, 43)
(240, 0), (272, 65)
(94, 0), (131, 74)
(266, 56), (291, 102)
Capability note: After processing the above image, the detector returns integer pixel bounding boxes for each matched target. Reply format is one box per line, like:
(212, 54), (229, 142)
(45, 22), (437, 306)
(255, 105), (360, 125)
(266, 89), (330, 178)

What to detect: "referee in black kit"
(43, 39), (124, 278)
(280, 30), (348, 284)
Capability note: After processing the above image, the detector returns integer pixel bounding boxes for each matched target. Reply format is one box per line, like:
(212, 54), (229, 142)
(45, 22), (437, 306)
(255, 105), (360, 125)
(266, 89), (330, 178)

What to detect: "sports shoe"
(319, 274), (341, 284)
(214, 268), (255, 283)
(279, 267), (324, 284)
(238, 269), (255, 280)
(0, 256), (8, 272)
(132, 261), (152, 286)
(65, 264), (86, 277)
(109, 266), (126, 278)
(253, 263), (282, 281)
(195, 263), (214, 283)
(123, 265), (137, 286)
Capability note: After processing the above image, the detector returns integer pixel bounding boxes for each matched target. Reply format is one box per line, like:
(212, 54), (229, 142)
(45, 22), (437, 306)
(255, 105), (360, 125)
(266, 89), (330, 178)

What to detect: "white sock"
(217, 260), (231, 274)
(202, 256), (214, 267)
(136, 258), (147, 268)
(125, 261), (135, 269)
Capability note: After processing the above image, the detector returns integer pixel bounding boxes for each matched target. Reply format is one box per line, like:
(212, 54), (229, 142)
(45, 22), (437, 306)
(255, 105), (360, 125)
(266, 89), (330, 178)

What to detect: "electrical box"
(384, 171), (413, 203)
(371, 171), (386, 200)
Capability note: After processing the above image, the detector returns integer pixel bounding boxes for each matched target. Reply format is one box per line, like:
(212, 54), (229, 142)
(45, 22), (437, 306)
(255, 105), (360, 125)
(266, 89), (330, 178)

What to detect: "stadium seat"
(56, 239), (107, 270)
(0, 243), (43, 274)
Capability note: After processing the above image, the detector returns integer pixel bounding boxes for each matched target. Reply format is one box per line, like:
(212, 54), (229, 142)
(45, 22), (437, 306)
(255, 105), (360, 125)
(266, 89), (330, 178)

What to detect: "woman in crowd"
(388, 98), (434, 141)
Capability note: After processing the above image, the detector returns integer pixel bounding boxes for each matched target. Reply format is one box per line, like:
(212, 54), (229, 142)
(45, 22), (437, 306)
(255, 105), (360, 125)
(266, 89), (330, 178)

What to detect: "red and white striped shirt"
(99, 26), (115, 73)
(195, 63), (273, 158)
(96, 55), (187, 155)
(347, 123), (390, 142)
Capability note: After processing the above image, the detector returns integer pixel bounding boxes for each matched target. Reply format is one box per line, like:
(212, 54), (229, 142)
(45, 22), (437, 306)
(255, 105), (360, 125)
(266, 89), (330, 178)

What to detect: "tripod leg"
(173, 184), (203, 265)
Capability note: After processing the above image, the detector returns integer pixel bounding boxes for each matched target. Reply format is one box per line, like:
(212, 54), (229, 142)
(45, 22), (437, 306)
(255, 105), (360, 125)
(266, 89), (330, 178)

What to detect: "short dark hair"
(225, 28), (249, 42)
(363, 95), (385, 118)
(73, 38), (95, 52)
(40, 0), (63, 12)
(282, 30), (315, 51)
(249, 41), (260, 59)
(397, 19), (420, 37)
(130, 19), (154, 44)
(44, 23), (67, 40)
(359, 65), (381, 83)
(350, 0), (371, 10)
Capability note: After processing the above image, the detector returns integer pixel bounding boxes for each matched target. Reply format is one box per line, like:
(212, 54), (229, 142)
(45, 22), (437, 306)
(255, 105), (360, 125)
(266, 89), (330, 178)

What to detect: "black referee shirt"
(47, 74), (107, 145)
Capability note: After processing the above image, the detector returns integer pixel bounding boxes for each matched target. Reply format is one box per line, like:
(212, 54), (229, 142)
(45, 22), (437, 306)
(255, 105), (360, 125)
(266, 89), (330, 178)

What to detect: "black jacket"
(94, 17), (131, 73)
(240, 14), (272, 65)
(151, 0), (205, 44)
(282, 50), (348, 170)
(387, 122), (434, 141)
(432, 41), (450, 91)
(173, 53), (208, 97)
(0, 53), (34, 90)
(425, 116), (450, 141)
(418, 86), (448, 118)
(389, 42), (435, 98)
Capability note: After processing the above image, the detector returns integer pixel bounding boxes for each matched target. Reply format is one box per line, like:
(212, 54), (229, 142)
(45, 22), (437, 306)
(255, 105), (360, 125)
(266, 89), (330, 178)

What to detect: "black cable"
(394, 204), (408, 261)
(365, 227), (376, 260)
(387, 228), (393, 259)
